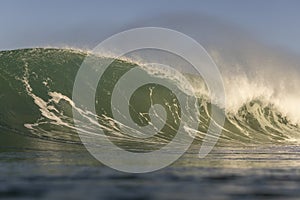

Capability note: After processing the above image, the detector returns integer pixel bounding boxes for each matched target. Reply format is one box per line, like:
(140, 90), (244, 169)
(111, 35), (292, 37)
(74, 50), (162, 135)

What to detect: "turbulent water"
(2, 48), (300, 199)
(0, 48), (299, 148)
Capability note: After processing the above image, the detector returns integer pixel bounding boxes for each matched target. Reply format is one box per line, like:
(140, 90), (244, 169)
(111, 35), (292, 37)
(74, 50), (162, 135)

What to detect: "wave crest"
(0, 48), (300, 145)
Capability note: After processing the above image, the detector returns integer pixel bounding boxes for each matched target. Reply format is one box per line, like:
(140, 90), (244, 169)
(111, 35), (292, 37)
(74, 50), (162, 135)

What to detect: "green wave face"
(0, 48), (299, 148)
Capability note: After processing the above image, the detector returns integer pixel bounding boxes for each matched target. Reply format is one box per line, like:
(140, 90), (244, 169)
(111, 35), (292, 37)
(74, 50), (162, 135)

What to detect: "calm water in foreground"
(1, 132), (300, 200)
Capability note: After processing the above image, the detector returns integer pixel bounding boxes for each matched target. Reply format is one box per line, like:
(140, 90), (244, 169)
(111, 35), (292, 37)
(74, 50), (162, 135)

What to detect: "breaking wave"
(1, 48), (300, 149)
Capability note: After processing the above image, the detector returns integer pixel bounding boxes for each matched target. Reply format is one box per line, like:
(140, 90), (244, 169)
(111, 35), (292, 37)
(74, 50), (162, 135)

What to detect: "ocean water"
(2, 131), (300, 200)
(1, 48), (300, 199)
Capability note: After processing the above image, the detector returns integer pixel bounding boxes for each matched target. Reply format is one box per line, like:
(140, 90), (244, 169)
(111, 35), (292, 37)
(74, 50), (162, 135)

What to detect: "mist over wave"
(124, 13), (300, 124)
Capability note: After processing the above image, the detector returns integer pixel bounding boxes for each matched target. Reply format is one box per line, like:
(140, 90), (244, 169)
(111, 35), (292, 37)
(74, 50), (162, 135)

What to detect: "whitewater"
(1, 47), (300, 147)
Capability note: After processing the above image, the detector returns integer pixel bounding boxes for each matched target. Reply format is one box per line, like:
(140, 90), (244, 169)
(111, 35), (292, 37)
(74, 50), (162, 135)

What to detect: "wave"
(0, 48), (300, 148)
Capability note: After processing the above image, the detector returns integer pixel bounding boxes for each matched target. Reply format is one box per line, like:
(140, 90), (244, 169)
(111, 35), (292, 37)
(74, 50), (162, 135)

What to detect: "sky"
(1, 0), (300, 54)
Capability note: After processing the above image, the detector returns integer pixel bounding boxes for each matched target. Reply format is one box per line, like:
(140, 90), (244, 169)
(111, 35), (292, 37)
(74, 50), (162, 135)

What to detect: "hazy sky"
(1, 0), (300, 54)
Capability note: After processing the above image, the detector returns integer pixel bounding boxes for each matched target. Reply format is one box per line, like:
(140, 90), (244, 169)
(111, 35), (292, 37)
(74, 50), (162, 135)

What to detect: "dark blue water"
(1, 132), (300, 200)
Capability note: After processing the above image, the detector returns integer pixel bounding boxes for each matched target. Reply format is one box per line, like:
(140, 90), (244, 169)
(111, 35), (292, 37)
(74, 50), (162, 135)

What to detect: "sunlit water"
(2, 48), (300, 199)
